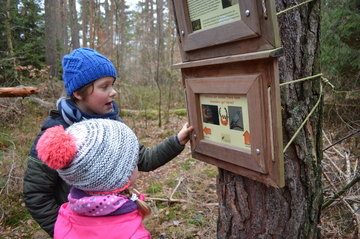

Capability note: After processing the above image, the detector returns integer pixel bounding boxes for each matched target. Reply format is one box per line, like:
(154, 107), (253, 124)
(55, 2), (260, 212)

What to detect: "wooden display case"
(172, 0), (284, 187)
(172, 0), (280, 61)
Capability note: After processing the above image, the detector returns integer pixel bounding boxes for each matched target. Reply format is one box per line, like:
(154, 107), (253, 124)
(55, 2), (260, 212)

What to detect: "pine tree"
(0, 0), (45, 85)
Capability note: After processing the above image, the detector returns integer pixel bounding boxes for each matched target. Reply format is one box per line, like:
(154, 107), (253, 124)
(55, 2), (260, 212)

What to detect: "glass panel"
(199, 94), (250, 150)
(187, 0), (241, 32)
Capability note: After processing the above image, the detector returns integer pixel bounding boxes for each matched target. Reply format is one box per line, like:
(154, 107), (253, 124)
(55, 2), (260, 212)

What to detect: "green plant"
(2, 193), (30, 227)
(145, 183), (163, 194)
(182, 158), (196, 170)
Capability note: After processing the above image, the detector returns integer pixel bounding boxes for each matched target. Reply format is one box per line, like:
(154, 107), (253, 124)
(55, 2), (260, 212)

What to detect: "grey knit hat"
(36, 119), (139, 194)
(62, 48), (117, 96)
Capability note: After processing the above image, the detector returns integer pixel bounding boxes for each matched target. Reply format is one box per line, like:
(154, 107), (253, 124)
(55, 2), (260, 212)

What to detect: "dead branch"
(324, 103), (360, 108)
(322, 173), (360, 209)
(322, 130), (346, 157)
(24, 97), (53, 106)
(323, 129), (360, 151)
(0, 87), (38, 97)
(170, 176), (184, 200)
(145, 197), (218, 207)
(143, 177), (186, 203)
(345, 151), (351, 184)
(146, 197), (188, 203)
(134, 176), (217, 207)
(324, 153), (346, 180)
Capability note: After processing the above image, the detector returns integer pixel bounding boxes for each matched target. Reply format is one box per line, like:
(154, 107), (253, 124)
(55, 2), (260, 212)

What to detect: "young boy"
(23, 48), (193, 237)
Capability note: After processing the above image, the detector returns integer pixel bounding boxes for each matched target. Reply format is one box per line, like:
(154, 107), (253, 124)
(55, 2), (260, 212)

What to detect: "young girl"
(37, 119), (152, 239)
(23, 48), (193, 237)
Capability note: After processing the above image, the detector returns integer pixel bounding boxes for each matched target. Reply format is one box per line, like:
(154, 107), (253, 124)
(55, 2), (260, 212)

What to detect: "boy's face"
(74, 76), (116, 115)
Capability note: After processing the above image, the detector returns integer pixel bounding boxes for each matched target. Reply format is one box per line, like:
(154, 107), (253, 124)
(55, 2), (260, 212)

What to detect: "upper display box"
(172, 0), (280, 61)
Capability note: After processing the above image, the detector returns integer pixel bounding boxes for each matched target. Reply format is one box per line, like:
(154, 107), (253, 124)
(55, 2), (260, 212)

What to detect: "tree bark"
(45, 0), (59, 78)
(89, 0), (95, 49)
(5, 0), (18, 82)
(69, 0), (80, 50)
(164, 0), (178, 123)
(115, 0), (126, 82)
(140, 0), (156, 86)
(155, 0), (164, 127)
(59, 0), (68, 57)
(217, 0), (323, 238)
(82, 0), (89, 48)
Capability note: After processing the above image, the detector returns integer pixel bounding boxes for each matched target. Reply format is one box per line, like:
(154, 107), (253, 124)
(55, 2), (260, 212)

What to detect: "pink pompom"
(36, 125), (77, 169)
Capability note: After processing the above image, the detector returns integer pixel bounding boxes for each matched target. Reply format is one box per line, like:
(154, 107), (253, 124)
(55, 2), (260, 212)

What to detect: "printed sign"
(199, 94), (250, 149)
(187, 0), (241, 32)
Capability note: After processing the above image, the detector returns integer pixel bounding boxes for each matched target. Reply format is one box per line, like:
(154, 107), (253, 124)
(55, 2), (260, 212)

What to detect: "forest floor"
(0, 86), (359, 238)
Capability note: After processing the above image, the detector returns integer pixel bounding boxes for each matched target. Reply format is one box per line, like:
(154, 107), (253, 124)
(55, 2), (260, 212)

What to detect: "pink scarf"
(68, 193), (129, 216)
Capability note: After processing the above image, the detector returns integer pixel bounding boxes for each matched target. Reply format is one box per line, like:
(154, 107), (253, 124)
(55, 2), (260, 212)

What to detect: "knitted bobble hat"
(62, 48), (117, 96)
(36, 119), (139, 194)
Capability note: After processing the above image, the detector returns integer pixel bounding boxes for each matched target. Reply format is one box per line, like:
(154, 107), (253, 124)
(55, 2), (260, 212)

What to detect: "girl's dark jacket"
(23, 110), (185, 238)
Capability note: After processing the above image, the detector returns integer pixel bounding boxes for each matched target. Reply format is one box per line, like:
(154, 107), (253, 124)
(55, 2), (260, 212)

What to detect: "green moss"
(187, 214), (206, 226)
(203, 166), (218, 178)
(166, 210), (176, 219)
(0, 134), (12, 149)
(182, 158), (196, 170)
(156, 130), (173, 138)
(120, 108), (187, 118)
(145, 183), (163, 194)
(170, 109), (187, 116)
(2, 193), (32, 227)
(164, 178), (178, 188)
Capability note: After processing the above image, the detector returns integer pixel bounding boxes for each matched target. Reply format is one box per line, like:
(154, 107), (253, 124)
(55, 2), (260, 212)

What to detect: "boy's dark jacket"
(23, 110), (184, 237)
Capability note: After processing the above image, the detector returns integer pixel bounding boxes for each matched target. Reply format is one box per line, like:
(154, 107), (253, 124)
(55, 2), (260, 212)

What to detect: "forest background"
(0, 0), (360, 238)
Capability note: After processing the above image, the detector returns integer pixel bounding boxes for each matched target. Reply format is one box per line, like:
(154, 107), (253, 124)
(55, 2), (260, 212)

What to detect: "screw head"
(255, 149), (260, 155)
(181, 31), (185, 36)
(193, 134), (197, 138)
(245, 10), (250, 16)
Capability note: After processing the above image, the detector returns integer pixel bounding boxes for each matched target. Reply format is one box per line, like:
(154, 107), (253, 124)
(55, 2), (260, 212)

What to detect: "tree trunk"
(164, 0), (178, 123)
(217, 0), (323, 238)
(82, 0), (89, 48)
(115, 0), (126, 82)
(89, 0), (95, 49)
(140, 0), (156, 86)
(103, 0), (114, 55)
(155, 0), (164, 127)
(5, 0), (18, 82)
(69, 0), (80, 50)
(59, 0), (68, 58)
(45, 0), (59, 78)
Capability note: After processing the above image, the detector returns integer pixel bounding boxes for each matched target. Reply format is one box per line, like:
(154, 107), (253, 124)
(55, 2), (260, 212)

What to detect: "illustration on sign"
(229, 106), (243, 131)
(200, 94), (250, 149)
(201, 105), (220, 125)
(187, 0), (241, 32)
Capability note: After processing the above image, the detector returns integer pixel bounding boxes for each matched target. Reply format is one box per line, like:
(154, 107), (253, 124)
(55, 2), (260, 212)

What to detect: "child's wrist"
(175, 134), (181, 145)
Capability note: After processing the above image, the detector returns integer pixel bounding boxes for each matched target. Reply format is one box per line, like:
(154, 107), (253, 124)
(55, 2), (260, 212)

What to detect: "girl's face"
(130, 166), (138, 186)
(73, 76), (117, 115)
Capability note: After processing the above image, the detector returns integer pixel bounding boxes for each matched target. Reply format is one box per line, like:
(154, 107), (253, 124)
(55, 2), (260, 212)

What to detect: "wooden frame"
(172, 0), (284, 187)
(172, 0), (280, 62)
(175, 52), (284, 187)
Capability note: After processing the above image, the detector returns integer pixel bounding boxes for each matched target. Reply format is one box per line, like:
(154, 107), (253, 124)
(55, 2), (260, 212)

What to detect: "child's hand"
(177, 123), (194, 145)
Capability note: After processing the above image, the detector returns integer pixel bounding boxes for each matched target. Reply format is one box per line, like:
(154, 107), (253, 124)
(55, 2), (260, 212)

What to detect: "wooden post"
(0, 87), (38, 97)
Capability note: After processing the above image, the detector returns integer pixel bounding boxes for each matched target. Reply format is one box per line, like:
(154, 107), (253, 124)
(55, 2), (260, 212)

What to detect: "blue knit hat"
(62, 48), (117, 96)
